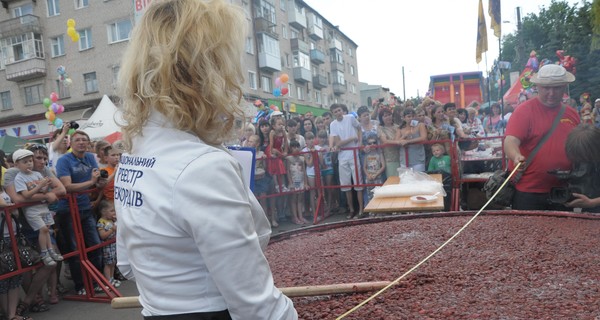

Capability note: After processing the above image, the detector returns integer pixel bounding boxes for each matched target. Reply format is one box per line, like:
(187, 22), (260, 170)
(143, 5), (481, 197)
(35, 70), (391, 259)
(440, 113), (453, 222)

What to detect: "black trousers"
(512, 190), (569, 211)
(143, 310), (231, 320)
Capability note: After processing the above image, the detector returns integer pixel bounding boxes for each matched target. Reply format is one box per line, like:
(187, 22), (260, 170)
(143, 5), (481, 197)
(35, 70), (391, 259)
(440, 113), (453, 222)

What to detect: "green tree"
(500, 0), (599, 100)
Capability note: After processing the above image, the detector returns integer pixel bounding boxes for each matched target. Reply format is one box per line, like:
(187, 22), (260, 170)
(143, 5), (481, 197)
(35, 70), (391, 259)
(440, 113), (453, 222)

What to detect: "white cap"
(12, 149), (34, 162)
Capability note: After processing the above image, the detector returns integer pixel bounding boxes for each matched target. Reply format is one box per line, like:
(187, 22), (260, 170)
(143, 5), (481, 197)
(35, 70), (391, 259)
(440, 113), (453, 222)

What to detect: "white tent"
(81, 95), (124, 140)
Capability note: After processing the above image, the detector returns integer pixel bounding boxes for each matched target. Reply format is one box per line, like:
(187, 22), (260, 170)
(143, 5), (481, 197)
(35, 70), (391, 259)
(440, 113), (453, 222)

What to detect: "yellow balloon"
(67, 19), (76, 28)
(72, 33), (80, 42)
(67, 27), (77, 38)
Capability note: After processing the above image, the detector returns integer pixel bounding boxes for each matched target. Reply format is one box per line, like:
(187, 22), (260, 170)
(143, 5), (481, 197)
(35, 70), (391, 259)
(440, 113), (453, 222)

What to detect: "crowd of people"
(0, 129), (123, 320)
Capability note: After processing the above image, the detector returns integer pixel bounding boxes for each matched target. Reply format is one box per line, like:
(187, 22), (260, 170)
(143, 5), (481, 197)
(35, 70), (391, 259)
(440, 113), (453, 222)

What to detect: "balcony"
(312, 74), (327, 89)
(329, 38), (343, 51)
(5, 57), (46, 82)
(308, 24), (323, 40)
(254, 17), (278, 39)
(293, 66), (311, 83)
(258, 52), (281, 72)
(288, 7), (307, 29)
(309, 49), (325, 64)
(333, 82), (347, 95)
(0, 14), (41, 38)
(331, 61), (345, 72)
(290, 38), (309, 54)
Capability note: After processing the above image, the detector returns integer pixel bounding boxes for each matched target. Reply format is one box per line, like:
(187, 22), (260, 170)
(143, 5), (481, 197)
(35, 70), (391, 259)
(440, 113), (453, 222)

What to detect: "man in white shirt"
(329, 104), (364, 218)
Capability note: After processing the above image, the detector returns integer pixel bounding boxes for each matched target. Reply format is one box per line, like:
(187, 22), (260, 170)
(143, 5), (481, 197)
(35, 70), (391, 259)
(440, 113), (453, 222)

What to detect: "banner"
(476, 0), (488, 63)
(489, 0), (502, 38)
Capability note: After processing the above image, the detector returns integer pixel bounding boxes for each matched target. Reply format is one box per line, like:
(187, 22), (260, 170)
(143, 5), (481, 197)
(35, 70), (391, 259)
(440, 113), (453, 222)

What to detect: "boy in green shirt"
(428, 143), (451, 173)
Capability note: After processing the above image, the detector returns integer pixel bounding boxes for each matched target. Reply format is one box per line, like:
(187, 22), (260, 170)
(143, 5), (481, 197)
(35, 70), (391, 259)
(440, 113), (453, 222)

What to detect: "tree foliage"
(501, 0), (600, 100)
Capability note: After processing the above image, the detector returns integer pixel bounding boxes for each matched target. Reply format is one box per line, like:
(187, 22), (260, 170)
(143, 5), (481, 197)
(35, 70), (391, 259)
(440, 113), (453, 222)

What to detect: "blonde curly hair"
(118, 0), (246, 152)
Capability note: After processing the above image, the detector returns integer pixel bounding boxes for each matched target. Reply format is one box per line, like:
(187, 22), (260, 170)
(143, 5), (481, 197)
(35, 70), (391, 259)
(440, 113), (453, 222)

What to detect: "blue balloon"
(350, 112), (358, 118)
(273, 88), (281, 97)
(53, 118), (64, 128)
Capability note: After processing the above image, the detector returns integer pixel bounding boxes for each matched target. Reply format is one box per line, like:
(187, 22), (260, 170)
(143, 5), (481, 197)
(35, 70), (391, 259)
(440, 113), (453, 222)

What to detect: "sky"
(304, 0), (582, 100)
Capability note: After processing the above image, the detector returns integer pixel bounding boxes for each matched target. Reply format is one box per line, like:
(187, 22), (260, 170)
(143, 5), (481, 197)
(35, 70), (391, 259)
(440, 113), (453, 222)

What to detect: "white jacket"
(115, 112), (297, 319)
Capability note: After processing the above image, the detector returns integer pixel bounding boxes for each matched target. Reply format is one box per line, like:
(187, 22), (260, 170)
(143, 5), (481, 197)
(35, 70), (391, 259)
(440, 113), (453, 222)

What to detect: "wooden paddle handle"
(111, 281), (392, 309)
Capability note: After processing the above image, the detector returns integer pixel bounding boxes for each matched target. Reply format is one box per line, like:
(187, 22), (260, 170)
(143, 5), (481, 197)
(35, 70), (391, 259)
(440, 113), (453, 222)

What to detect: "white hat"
(595, 98), (600, 103)
(530, 64), (575, 86)
(271, 111), (283, 117)
(12, 149), (34, 162)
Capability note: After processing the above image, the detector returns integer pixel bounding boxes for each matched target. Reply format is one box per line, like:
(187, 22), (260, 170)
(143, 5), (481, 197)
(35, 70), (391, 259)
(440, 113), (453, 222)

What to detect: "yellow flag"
(489, 0), (502, 38)
(476, 0), (488, 63)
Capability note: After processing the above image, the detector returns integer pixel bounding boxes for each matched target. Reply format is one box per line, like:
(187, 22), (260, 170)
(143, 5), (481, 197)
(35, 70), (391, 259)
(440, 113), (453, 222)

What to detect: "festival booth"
(81, 95), (123, 141)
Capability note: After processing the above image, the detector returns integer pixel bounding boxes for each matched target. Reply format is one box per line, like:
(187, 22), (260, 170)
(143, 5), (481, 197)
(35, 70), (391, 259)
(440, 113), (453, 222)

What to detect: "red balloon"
(281, 87), (289, 95)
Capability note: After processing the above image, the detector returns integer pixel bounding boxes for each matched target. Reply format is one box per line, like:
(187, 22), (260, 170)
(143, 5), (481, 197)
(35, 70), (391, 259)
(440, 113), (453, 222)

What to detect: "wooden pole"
(111, 281), (392, 309)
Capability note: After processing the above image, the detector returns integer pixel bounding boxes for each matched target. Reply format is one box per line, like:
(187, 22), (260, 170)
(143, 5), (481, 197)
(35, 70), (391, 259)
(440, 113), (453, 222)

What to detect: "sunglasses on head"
(367, 141), (377, 145)
(26, 144), (48, 152)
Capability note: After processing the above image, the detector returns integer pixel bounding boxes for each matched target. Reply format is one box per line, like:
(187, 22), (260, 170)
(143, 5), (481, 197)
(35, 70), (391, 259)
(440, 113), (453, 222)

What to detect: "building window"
(75, 0), (89, 9)
(24, 85), (43, 105)
(282, 25), (287, 39)
(47, 0), (60, 16)
(13, 4), (33, 17)
(297, 86), (303, 100)
(290, 28), (299, 39)
(0, 33), (45, 64)
(84, 72), (98, 93)
(248, 71), (257, 90)
(0, 91), (12, 110)
(78, 28), (93, 50)
(350, 65), (355, 76)
(245, 37), (254, 54)
(348, 47), (352, 57)
(50, 36), (65, 57)
(261, 75), (271, 92)
(55, 80), (70, 98)
(108, 19), (132, 43)
(280, 0), (286, 11)
(315, 90), (321, 104)
(351, 83), (356, 93)
(287, 83), (293, 98)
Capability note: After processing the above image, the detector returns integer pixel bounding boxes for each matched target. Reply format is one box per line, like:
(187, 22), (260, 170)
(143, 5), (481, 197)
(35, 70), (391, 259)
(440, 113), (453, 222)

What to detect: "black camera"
(100, 169), (109, 179)
(378, 98), (385, 103)
(548, 163), (600, 204)
(69, 121), (79, 130)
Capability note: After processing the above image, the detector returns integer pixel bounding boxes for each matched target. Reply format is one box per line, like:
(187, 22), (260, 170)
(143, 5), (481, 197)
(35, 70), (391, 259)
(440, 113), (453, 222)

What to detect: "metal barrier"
(0, 192), (121, 303)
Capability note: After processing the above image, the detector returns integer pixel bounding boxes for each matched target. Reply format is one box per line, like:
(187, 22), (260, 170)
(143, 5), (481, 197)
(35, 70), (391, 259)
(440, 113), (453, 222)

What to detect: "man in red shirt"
(504, 64), (580, 210)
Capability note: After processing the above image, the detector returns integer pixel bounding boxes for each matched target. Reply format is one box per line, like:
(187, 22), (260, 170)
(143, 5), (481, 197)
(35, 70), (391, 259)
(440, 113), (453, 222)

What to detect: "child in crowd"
(302, 132), (319, 218)
(96, 200), (120, 287)
(317, 129), (335, 213)
(94, 140), (111, 169)
(363, 135), (386, 201)
(257, 119), (271, 152)
(286, 141), (308, 225)
(286, 119), (306, 150)
(428, 143), (451, 173)
(267, 117), (288, 191)
(240, 123), (256, 147)
(247, 135), (277, 227)
(12, 149), (64, 266)
(94, 141), (122, 207)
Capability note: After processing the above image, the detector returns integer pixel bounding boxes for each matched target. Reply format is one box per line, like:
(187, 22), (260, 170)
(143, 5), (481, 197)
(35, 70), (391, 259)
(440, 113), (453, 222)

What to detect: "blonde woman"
(115, 1), (297, 319)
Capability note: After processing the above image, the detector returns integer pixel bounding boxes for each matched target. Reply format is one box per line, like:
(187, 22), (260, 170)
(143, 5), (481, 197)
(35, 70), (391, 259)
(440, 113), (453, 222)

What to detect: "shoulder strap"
(514, 104), (566, 182)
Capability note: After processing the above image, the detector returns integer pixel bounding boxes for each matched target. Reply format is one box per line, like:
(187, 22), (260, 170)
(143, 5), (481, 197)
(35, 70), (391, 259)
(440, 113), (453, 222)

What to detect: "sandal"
(29, 301), (50, 313)
(15, 302), (28, 316)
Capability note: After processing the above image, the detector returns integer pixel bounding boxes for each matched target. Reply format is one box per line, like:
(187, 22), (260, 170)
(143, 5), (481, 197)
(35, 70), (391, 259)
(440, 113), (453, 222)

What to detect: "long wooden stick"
(111, 281), (392, 309)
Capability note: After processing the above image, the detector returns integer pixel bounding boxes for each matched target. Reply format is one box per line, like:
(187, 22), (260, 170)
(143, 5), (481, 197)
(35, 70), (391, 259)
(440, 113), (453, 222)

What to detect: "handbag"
(0, 214), (41, 274)
(483, 104), (566, 207)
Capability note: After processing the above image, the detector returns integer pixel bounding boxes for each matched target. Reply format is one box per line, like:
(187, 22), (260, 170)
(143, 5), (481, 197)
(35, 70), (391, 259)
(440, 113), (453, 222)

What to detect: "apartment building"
(0, 0), (359, 139)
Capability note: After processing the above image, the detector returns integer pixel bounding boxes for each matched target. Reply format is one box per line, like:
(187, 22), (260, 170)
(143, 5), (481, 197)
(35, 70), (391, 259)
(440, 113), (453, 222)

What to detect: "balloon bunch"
(66, 19), (80, 42)
(525, 50), (539, 72)
(43, 92), (66, 128)
(272, 73), (290, 97)
(556, 50), (576, 74)
(252, 100), (281, 123)
(56, 65), (73, 87)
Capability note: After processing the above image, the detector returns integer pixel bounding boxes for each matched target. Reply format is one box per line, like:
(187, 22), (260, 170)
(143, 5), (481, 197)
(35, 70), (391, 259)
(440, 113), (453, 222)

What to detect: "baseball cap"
(12, 149), (34, 162)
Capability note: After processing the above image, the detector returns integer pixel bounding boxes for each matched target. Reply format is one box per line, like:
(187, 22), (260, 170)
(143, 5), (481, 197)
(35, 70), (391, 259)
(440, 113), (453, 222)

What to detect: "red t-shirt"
(506, 99), (580, 193)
